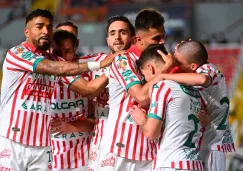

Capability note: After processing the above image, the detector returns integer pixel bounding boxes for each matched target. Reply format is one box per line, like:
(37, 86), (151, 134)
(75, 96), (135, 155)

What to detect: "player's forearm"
(161, 73), (211, 87)
(70, 119), (95, 132)
(36, 59), (92, 76)
(129, 84), (150, 107)
(142, 120), (160, 141)
(86, 74), (108, 98)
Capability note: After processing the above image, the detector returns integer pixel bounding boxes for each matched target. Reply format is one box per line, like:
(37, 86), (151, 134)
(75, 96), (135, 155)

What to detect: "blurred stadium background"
(0, 0), (243, 170)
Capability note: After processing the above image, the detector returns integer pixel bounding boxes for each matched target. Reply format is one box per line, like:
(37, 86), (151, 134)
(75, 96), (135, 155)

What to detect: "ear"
(148, 64), (156, 75)
(134, 36), (142, 45)
(191, 63), (199, 72)
(24, 28), (29, 39)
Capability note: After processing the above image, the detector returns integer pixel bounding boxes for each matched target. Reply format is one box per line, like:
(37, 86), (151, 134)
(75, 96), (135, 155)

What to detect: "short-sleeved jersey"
(196, 63), (235, 152)
(151, 80), (203, 170)
(0, 42), (77, 146)
(100, 45), (156, 161)
(77, 53), (109, 148)
(51, 70), (92, 169)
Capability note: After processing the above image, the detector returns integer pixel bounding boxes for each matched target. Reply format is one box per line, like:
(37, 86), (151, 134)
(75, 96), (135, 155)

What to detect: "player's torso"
(156, 81), (202, 168)
(101, 52), (156, 161)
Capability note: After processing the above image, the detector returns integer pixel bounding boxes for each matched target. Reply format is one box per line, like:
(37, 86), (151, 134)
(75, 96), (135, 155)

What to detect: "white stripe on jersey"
(100, 47), (156, 161)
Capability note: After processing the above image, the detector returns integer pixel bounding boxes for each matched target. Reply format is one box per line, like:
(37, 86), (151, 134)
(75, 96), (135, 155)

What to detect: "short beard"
(36, 43), (50, 51)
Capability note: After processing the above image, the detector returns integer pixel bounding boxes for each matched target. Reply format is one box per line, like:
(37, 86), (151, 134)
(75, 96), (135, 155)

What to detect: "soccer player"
(0, 9), (114, 170)
(131, 44), (204, 171)
(50, 30), (95, 171)
(97, 9), (171, 171)
(85, 15), (135, 171)
(157, 40), (235, 171)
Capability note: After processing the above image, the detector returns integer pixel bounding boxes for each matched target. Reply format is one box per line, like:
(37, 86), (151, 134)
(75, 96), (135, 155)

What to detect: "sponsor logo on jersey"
(180, 85), (201, 98)
(51, 132), (84, 139)
(0, 149), (11, 158)
(100, 156), (116, 167)
(51, 99), (84, 110)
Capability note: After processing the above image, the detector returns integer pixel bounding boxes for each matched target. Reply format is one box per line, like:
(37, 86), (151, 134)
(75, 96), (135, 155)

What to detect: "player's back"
(155, 80), (203, 170)
(196, 63), (234, 152)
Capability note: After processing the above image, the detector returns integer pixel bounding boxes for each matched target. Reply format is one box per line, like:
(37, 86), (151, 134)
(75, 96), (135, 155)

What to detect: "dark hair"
(26, 8), (53, 25)
(177, 40), (208, 65)
(137, 44), (168, 69)
(106, 15), (135, 37)
(53, 30), (77, 48)
(135, 9), (165, 32)
(55, 20), (78, 35)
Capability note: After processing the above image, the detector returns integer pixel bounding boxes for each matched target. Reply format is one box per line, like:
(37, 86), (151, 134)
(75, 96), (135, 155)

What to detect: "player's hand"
(197, 110), (210, 127)
(157, 50), (175, 73)
(50, 119), (77, 137)
(100, 50), (126, 68)
(130, 105), (147, 126)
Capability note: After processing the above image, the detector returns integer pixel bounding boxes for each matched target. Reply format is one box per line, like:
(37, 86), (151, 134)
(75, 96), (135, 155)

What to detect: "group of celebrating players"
(0, 7), (235, 171)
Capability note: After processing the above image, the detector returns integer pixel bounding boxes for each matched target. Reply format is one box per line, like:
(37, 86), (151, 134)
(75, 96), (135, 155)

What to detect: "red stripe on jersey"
(39, 114), (45, 146)
(54, 155), (57, 168)
(95, 53), (105, 62)
(45, 115), (50, 146)
(74, 139), (80, 168)
(62, 141), (67, 152)
(26, 112), (34, 145)
(132, 125), (139, 160)
(150, 141), (154, 159)
(12, 110), (21, 141)
(6, 72), (27, 138)
(56, 141), (61, 154)
(139, 133), (144, 160)
(117, 123), (126, 156)
(112, 61), (126, 86)
(171, 162), (175, 168)
(33, 113), (40, 146)
(179, 161), (183, 169)
(53, 87), (57, 99)
(125, 124), (133, 158)
(126, 54), (140, 79)
(19, 111), (27, 143)
(8, 50), (33, 65)
(162, 89), (171, 119)
(110, 92), (126, 153)
(192, 160), (195, 170)
(196, 160), (199, 170)
(67, 87), (71, 99)
(187, 161), (190, 170)
(60, 154), (64, 169)
(21, 77), (31, 99)
(232, 143), (236, 151)
(6, 57), (32, 72)
(59, 81), (64, 100)
(154, 83), (165, 114)
(62, 76), (73, 86)
(94, 120), (99, 145)
(67, 141), (71, 168)
(81, 138), (86, 166)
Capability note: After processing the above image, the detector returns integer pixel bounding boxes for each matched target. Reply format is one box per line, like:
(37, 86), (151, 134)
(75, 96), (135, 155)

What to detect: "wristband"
(88, 61), (100, 71)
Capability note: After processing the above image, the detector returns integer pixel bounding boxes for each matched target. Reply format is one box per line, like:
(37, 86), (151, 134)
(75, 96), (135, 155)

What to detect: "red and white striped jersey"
(100, 45), (156, 161)
(150, 80), (203, 170)
(0, 42), (77, 147)
(78, 53), (109, 148)
(196, 63), (235, 152)
(51, 68), (92, 169)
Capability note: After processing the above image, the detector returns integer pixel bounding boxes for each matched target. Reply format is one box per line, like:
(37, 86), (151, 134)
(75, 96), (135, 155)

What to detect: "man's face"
(56, 25), (78, 36)
(52, 38), (76, 62)
(173, 49), (192, 73)
(107, 21), (133, 53)
(140, 66), (153, 82)
(25, 16), (53, 51)
(138, 26), (166, 51)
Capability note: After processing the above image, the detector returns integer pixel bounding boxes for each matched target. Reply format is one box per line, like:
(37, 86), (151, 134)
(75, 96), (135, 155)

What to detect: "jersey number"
(216, 97), (229, 130)
(184, 114), (199, 148)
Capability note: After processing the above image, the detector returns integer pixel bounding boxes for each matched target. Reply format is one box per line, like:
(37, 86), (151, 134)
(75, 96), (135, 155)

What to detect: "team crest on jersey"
(0, 148), (11, 158)
(13, 46), (25, 55)
(100, 156), (116, 167)
(117, 56), (127, 70)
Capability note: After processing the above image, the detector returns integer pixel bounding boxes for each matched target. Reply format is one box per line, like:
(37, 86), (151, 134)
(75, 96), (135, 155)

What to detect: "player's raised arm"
(35, 54), (115, 76)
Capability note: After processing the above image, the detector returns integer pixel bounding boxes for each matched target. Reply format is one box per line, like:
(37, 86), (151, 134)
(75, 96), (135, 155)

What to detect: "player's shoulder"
(9, 44), (27, 56)
(197, 63), (218, 72)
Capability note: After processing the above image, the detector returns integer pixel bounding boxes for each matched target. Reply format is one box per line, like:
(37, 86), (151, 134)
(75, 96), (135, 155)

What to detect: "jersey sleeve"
(5, 45), (45, 73)
(76, 53), (107, 63)
(148, 82), (172, 120)
(196, 64), (218, 86)
(110, 54), (141, 91)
